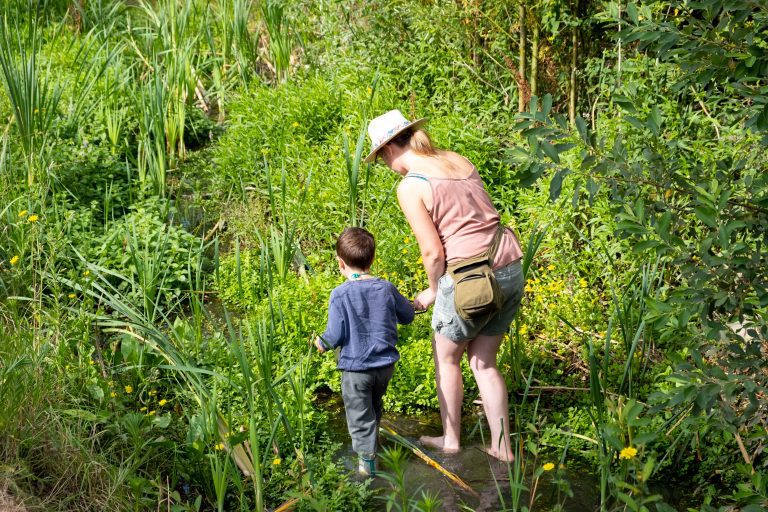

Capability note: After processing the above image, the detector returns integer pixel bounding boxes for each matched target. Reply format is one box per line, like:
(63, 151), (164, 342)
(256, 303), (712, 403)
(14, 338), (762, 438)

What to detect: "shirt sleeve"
(320, 294), (345, 349)
(392, 285), (415, 325)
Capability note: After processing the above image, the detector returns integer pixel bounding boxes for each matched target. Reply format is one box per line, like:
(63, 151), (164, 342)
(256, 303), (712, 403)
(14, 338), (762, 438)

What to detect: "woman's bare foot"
(419, 435), (460, 453)
(481, 446), (515, 463)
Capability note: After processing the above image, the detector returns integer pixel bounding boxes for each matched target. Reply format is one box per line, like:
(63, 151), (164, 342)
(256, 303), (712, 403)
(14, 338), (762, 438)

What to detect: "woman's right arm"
(397, 179), (445, 309)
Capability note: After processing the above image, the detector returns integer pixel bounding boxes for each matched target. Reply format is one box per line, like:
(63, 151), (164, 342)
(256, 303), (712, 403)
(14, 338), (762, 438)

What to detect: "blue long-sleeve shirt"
(320, 278), (415, 371)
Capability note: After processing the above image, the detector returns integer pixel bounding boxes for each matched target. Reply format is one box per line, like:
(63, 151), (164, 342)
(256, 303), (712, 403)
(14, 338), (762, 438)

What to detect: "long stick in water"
(380, 423), (479, 498)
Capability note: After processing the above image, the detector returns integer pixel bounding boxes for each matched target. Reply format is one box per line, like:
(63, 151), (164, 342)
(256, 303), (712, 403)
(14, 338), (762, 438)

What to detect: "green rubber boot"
(358, 455), (376, 476)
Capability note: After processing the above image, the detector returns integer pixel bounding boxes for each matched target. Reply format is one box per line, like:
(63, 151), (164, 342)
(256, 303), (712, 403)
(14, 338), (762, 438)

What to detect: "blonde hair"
(390, 128), (437, 156)
(389, 127), (467, 173)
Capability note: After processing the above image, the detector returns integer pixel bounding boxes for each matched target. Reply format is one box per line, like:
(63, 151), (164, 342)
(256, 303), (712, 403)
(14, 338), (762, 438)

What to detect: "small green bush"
(89, 198), (202, 307)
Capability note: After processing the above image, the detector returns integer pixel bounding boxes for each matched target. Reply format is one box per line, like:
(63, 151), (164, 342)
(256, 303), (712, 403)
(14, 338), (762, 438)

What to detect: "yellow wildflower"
(519, 324), (528, 336)
(542, 462), (555, 471)
(547, 264), (555, 271)
(272, 458), (281, 465)
(68, 293), (75, 299)
(619, 446), (638, 460)
(83, 270), (90, 277)
(416, 256), (423, 264)
(108, 381), (115, 387)
(404, 237), (410, 244)
(140, 406), (147, 412)
(124, 385), (133, 393)
(148, 410), (156, 416)
(261, 148), (269, 155)
(215, 442), (225, 451)
(292, 121), (299, 127)
(10, 255), (19, 266)
(524, 283), (533, 293)
(18, 210), (28, 218)
(401, 248), (407, 254)
(148, 389), (157, 397)
(159, 399), (167, 406)
(27, 214), (39, 223)
(110, 391), (117, 398)
(579, 278), (587, 288)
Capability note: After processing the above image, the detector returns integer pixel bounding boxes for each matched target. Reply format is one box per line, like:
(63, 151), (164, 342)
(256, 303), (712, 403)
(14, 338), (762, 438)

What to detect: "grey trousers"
(340, 364), (395, 458)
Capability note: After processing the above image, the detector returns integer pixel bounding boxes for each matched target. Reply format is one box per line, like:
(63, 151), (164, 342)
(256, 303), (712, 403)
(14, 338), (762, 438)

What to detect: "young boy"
(315, 227), (415, 476)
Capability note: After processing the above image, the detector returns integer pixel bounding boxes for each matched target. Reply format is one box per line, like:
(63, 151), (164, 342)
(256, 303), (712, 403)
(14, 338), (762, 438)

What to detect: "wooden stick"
(380, 424), (479, 498)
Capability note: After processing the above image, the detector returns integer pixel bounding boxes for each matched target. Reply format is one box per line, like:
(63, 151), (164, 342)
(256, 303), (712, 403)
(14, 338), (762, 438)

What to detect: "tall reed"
(261, 159), (307, 282)
(0, 2), (116, 187)
(343, 79), (378, 227)
(342, 123), (370, 228)
(507, 222), (548, 391)
(214, 0), (256, 84)
(0, 6), (61, 187)
(261, 0), (294, 83)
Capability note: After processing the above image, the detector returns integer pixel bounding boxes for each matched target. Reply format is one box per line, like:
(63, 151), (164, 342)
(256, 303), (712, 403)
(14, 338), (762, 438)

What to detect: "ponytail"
(390, 128), (437, 156)
(409, 129), (436, 156)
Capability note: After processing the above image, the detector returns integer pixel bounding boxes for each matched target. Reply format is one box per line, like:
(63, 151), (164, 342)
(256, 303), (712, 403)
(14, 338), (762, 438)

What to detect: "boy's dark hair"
(336, 227), (375, 270)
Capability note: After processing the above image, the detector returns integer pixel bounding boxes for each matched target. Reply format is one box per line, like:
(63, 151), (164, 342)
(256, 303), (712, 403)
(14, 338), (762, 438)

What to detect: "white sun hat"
(363, 109), (427, 163)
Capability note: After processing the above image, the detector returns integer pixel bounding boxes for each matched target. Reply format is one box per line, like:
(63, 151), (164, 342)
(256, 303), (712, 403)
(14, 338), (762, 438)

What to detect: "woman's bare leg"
(467, 333), (514, 461)
(420, 334), (468, 452)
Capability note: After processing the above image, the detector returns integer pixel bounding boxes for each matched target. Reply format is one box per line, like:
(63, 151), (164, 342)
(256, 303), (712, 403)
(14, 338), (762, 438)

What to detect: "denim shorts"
(432, 259), (524, 342)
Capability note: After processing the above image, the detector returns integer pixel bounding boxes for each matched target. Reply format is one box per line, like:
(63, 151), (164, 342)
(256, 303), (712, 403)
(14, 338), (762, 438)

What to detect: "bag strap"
(446, 224), (506, 275)
(486, 224), (506, 266)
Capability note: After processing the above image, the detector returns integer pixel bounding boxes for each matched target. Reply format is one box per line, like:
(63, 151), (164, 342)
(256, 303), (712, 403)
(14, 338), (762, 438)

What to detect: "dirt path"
(0, 485), (28, 512)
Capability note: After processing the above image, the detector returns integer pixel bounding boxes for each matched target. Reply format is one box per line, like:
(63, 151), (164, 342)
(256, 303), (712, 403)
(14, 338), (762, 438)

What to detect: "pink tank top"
(406, 168), (523, 269)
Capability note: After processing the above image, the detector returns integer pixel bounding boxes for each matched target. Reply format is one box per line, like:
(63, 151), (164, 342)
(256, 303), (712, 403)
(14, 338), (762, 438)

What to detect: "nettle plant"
(509, 0), (767, 495)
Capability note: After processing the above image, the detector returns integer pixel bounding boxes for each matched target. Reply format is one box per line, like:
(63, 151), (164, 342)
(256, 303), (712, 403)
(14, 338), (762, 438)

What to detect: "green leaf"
(542, 94), (553, 116)
(632, 239), (660, 253)
(626, 116), (646, 131)
(575, 116), (591, 146)
(63, 409), (102, 422)
(695, 205), (717, 228)
(656, 211), (671, 237)
(755, 103), (768, 131)
(152, 414), (172, 429)
(617, 491), (639, 510)
(647, 106), (662, 136)
(633, 432), (657, 445)
(626, 2), (638, 23)
(613, 95), (637, 113)
(529, 96), (538, 114)
(541, 140), (560, 163)
(549, 169), (569, 202)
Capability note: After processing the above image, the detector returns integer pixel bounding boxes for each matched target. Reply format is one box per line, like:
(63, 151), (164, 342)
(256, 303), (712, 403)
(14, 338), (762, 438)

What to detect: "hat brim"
(363, 118), (428, 164)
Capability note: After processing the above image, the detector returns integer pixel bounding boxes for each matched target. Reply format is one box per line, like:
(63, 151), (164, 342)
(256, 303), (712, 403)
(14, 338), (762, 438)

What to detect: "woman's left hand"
(414, 288), (437, 311)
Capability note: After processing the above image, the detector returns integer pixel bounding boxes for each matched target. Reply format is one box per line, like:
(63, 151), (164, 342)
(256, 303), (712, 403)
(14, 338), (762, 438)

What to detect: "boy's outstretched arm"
(319, 294), (344, 351)
(393, 287), (416, 325)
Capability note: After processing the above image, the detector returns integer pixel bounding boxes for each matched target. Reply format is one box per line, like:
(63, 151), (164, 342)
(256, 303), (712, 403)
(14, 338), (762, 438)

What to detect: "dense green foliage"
(0, 0), (765, 511)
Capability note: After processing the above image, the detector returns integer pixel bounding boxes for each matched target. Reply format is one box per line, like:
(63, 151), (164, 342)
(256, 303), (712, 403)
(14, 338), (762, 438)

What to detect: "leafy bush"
(89, 198), (203, 308)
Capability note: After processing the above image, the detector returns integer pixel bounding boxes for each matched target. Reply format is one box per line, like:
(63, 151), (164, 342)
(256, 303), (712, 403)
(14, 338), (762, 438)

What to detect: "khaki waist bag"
(446, 224), (505, 321)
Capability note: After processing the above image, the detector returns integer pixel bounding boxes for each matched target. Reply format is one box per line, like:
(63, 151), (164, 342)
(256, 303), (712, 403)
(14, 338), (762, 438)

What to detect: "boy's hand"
(314, 336), (326, 353)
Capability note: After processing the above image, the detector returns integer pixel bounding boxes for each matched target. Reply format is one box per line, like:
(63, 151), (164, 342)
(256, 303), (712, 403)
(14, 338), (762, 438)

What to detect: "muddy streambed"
(317, 392), (601, 511)
(318, 392), (696, 512)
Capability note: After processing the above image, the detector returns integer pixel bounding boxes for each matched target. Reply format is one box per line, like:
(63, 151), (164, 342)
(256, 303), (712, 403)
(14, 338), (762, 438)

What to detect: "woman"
(364, 110), (524, 462)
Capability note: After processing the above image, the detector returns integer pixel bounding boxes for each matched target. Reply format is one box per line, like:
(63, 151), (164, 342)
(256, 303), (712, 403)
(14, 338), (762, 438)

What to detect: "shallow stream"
(318, 393), (603, 512)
